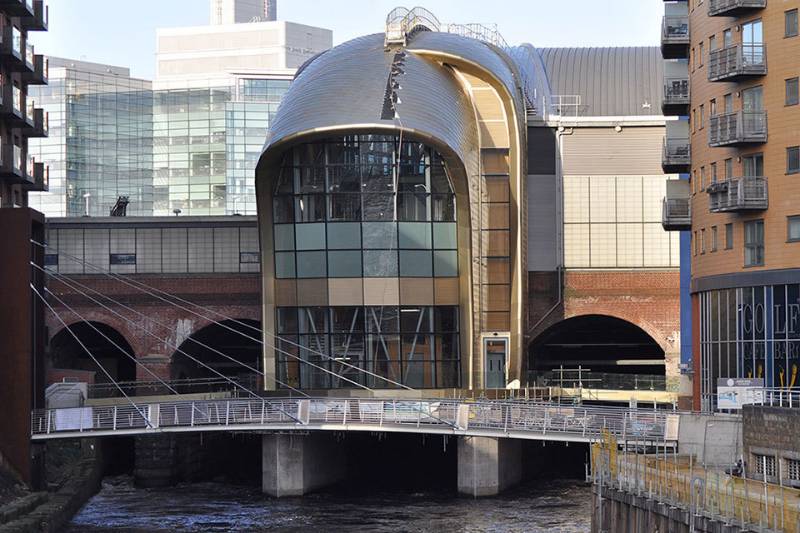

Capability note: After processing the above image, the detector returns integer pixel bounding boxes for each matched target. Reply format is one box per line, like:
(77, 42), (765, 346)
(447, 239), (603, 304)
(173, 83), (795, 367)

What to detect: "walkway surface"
(32, 397), (677, 443)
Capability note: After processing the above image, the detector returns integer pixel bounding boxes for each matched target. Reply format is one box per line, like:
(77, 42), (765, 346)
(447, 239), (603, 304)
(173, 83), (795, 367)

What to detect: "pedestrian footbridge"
(31, 397), (679, 444)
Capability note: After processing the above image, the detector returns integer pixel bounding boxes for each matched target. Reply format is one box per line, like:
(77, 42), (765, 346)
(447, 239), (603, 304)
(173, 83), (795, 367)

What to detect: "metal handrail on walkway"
(31, 398), (674, 443)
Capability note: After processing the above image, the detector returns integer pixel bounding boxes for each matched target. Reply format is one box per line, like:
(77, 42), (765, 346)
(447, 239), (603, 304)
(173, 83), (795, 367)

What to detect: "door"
(484, 338), (508, 389)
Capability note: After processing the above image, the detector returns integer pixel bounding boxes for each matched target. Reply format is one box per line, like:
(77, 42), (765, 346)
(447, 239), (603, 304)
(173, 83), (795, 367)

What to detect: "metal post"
(225, 401), (230, 425)
(190, 402), (195, 427)
(113, 406), (117, 431)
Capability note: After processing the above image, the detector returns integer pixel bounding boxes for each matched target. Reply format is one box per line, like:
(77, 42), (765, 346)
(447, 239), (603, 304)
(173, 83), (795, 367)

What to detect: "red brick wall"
(562, 270), (681, 379)
(45, 274), (262, 381)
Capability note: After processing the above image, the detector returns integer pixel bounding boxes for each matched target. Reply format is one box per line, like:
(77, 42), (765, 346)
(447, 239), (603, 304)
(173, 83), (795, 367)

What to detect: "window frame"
(788, 215), (800, 243)
(787, 146), (800, 175)
(725, 223), (733, 250)
(786, 9), (799, 38)
(743, 219), (765, 267)
(786, 77), (799, 107)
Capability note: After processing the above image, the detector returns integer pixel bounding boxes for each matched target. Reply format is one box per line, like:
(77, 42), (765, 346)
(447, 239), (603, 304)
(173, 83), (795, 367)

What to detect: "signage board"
(717, 378), (764, 410)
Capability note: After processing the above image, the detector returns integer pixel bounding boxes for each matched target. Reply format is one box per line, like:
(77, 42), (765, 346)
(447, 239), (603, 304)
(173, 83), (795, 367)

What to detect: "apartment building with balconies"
(662, 0), (800, 411)
(0, 0), (48, 207)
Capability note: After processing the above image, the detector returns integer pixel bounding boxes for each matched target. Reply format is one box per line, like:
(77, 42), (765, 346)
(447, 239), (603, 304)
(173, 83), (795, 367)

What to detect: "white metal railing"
(31, 397), (673, 443)
(757, 388), (800, 408)
(708, 176), (768, 212)
(708, 43), (766, 81)
(708, 110), (767, 146)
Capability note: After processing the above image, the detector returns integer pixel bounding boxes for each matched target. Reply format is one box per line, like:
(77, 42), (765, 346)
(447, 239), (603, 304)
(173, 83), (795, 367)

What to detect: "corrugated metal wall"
(561, 126), (665, 176)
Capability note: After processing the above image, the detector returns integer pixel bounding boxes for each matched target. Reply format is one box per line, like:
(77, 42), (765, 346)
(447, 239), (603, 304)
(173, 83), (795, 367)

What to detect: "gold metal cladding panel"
(482, 151), (511, 175)
(434, 277), (460, 305)
(399, 278), (435, 305)
(362, 277), (400, 306)
(328, 278), (364, 306)
(482, 176), (511, 202)
(483, 257), (511, 284)
(482, 230), (511, 257)
(296, 278), (328, 307)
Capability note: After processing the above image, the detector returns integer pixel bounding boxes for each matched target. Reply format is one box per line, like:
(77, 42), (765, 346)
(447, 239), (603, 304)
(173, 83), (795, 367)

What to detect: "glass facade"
(699, 284), (800, 410)
(29, 64), (154, 217)
(153, 78), (289, 216)
(271, 135), (461, 389)
(276, 306), (461, 389)
(272, 135), (458, 279)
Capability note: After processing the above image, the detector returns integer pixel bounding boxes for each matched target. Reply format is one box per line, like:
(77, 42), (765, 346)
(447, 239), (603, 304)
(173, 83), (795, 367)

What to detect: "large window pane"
(331, 307), (364, 332)
(398, 222), (432, 249)
(363, 250), (398, 277)
(362, 222), (397, 249)
(362, 194), (396, 220)
(399, 250), (432, 276)
(327, 222), (361, 249)
(273, 224), (295, 251)
(275, 252), (295, 278)
(295, 223), (326, 250)
(434, 250), (458, 277)
(433, 223), (457, 249)
(328, 250), (362, 277)
(295, 194), (325, 222)
(296, 251), (326, 277)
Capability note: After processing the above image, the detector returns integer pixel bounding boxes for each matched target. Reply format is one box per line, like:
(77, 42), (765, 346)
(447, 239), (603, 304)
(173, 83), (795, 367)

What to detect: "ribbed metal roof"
(538, 47), (663, 117)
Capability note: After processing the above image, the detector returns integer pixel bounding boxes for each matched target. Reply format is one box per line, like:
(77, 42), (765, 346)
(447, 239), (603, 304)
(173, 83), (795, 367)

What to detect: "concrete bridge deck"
(31, 397), (678, 444)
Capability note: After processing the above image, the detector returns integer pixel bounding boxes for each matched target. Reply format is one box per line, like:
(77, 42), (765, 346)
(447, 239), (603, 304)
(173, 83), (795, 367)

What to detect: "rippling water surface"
(67, 477), (591, 532)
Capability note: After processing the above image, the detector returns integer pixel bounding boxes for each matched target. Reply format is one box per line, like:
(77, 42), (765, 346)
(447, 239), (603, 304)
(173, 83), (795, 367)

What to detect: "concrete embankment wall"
(592, 485), (749, 533)
(0, 441), (102, 533)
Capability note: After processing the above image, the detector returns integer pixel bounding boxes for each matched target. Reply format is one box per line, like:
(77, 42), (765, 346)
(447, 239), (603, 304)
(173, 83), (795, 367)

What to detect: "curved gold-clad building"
(255, 24), (537, 391)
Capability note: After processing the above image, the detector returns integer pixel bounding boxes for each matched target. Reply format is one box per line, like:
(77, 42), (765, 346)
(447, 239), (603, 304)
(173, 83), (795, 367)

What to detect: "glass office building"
(153, 78), (290, 216)
(29, 59), (153, 217)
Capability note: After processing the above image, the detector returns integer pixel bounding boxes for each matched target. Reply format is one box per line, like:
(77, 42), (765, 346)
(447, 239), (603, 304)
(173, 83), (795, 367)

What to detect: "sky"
(35, 0), (663, 81)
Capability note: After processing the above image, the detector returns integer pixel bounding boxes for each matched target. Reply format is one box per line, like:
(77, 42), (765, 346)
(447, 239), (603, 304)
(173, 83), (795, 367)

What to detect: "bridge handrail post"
(261, 400), (266, 424)
(343, 400), (348, 426)
(46, 410), (51, 434)
(543, 409), (548, 435)
(379, 401), (384, 427)
(504, 404), (509, 433)
(113, 406), (117, 431)
(622, 415), (627, 442)
(79, 407), (84, 433)
(582, 408), (587, 437)
(190, 402), (195, 427)
(225, 401), (230, 426)
(417, 402), (421, 428)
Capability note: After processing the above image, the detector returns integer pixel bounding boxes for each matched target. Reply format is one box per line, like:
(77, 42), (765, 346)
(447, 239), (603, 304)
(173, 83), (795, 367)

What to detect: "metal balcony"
(662, 76), (690, 115)
(0, 25), (24, 68)
(662, 137), (690, 173)
(21, 100), (47, 137)
(0, 0), (35, 17)
(22, 54), (47, 85)
(708, 0), (766, 17)
(20, 0), (48, 31)
(0, 83), (26, 125)
(662, 198), (691, 231)
(708, 44), (766, 81)
(661, 16), (689, 59)
(0, 143), (25, 181)
(708, 111), (767, 146)
(707, 176), (768, 212)
(22, 158), (47, 191)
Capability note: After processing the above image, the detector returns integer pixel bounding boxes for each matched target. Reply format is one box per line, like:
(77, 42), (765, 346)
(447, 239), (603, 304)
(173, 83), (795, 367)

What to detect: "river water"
(66, 477), (591, 532)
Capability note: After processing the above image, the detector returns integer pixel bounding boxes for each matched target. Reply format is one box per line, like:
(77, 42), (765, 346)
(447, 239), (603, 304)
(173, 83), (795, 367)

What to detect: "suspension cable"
(43, 288), (179, 395)
(33, 240), (410, 390)
(34, 262), (342, 395)
(32, 284), (152, 428)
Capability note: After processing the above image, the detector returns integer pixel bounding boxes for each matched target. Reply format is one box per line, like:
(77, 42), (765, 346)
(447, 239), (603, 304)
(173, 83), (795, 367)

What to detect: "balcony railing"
(708, 176), (768, 212)
(708, 0), (766, 16)
(708, 44), (766, 81)
(661, 16), (689, 44)
(662, 197), (691, 231)
(662, 137), (690, 170)
(708, 111), (767, 146)
(663, 77), (689, 109)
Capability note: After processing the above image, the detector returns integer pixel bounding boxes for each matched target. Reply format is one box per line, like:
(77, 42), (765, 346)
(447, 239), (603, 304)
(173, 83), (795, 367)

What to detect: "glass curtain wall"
(272, 134), (460, 389)
(699, 284), (800, 410)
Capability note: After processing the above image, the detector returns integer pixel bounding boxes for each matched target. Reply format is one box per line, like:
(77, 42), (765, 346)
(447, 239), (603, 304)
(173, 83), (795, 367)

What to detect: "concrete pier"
(261, 433), (346, 497)
(457, 436), (522, 497)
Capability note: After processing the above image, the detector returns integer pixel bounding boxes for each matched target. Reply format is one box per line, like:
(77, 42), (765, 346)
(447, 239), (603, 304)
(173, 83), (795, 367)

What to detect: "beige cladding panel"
(561, 126), (666, 176)
(158, 30), (280, 54)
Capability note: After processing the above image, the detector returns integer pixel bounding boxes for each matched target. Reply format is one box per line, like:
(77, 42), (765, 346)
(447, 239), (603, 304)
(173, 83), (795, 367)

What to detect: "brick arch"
(563, 309), (673, 355)
(47, 310), (147, 359)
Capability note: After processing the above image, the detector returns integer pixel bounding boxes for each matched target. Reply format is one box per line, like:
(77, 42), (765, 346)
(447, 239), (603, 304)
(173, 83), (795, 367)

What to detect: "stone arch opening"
(49, 322), (137, 383)
(528, 315), (665, 377)
(171, 319), (262, 385)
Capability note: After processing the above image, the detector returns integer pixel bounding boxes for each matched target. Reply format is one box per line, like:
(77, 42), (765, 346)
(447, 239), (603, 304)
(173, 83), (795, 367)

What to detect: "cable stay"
(31, 284), (153, 429)
(35, 262), (371, 399)
(31, 240), (412, 391)
(34, 263), (309, 398)
(43, 288), (179, 395)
